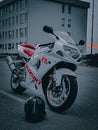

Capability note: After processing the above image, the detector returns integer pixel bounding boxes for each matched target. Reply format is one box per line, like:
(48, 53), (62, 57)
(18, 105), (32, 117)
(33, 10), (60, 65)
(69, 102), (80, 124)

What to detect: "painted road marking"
(0, 89), (25, 104)
(0, 89), (49, 111)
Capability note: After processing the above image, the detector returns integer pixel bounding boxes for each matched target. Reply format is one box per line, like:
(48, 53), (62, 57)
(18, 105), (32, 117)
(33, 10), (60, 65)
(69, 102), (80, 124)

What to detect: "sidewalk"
(0, 92), (25, 130)
(81, 54), (98, 68)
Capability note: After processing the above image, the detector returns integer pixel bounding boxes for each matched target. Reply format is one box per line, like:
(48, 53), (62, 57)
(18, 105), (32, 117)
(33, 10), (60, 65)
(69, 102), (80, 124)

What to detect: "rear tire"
(45, 75), (78, 113)
(10, 62), (26, 94)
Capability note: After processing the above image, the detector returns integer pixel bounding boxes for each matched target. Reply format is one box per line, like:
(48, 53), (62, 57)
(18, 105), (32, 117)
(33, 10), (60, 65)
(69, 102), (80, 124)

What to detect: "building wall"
(81, 0), (98, 54)
(69, 6), (87, 53)
(28, 0), (88, 54)
(0, 0), (28, 54)
(89, 0), (98, 54)
(27, 0), (62, 45)
(0, 0), (88, 54)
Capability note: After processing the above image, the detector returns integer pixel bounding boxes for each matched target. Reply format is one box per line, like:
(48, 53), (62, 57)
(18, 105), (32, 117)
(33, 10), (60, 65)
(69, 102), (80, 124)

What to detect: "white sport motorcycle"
(6, 26), (84, 113)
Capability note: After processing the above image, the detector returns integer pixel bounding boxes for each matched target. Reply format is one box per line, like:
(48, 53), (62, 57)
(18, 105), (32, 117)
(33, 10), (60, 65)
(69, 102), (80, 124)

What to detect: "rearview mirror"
(43, 26), (53, 34)
(78, 40), (85, 45)
(76, 40), (85, 46)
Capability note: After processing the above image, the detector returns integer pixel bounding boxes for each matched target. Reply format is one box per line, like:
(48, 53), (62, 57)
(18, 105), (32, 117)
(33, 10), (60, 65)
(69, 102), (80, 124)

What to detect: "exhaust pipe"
(6, 56), (16, 72)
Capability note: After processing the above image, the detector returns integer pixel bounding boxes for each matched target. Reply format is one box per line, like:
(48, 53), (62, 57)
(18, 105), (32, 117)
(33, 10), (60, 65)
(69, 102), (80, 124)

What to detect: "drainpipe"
(91, 0), (94, 63)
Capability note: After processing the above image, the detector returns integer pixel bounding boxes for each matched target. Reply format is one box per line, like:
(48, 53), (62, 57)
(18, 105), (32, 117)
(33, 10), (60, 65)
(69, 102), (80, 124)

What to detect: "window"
(0, 33), (2, 40)
(25, 12), (27, 22)
(67, 32), (71, 36)
(5, 32), (7, 40)
(12, 30), (14, 38)
(2, 44), (4, 50)
(9, 4), (14, 12)
(20, 28), (24, 38)
(5, 7), (7, 14)
(68, 19), (71, 28)
(5, 19), (8, 26)
(20, 0), (25, 9)
(0, 44), (2, 49)
(0, 20), (3, 28)
(12, 17), (15, 25)
(12, 3), (15, 11)
(5, 43), (7, 50)
(9, 17), (15, 26)
(16, 15), (18, 25)
(61, 18), (65, 27)
(16, 43), (18, 49)
(0, 20), (2, 28)
(8, 30), (12, 39)
(9, 17), (11, 26)
(7, 6), (9, 13)
(8, 43), (11, 49)
(9, 4), (12, 12)
(62, 4), (65, 13)
(16, 29), (18, 38)
(2, 20), (4, 27)
(12, 43), (14, 49)
(0, 9), (3, 16)
(20, 14), (24, 24)
(16, 1), (19, 11)
(25, 27), (27, 37)
(2, 7), (5, 14)
(25, 0), (27, 8)
(3, 32), (4, 40)
(68, 6), (71, 14)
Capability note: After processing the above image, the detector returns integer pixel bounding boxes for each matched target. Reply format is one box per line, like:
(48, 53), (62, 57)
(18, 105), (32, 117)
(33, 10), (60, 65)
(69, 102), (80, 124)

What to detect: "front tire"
(45, 75), (78, 113)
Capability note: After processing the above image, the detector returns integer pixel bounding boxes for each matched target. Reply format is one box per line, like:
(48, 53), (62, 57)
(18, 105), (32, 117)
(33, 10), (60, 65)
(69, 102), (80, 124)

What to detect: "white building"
(0, 0), (90, 54)
(81, 0), (98, 54)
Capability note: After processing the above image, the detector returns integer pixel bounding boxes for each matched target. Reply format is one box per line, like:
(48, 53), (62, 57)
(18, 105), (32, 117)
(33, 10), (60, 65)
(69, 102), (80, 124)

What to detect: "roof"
(49, 0), (90, 8)
(0, 0), (15, 8)
(0, 0), (90, 8)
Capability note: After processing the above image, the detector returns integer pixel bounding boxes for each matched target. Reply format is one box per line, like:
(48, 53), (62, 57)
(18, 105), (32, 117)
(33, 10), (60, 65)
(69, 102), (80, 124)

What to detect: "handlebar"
(38, 42), (54, 49)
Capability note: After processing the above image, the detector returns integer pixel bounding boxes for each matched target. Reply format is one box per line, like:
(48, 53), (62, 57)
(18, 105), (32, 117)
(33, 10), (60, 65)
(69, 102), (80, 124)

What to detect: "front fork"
(48, 66), (57, 90)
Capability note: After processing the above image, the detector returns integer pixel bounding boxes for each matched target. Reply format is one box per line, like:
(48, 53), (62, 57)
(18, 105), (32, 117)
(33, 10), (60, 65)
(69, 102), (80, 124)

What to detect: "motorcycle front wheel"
(10, 62), (26, 94)
(45, 75), (78, 113)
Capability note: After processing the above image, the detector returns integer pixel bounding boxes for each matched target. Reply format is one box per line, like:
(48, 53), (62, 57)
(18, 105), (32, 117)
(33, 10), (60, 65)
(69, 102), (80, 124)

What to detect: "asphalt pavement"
(0, 60), (98, 130)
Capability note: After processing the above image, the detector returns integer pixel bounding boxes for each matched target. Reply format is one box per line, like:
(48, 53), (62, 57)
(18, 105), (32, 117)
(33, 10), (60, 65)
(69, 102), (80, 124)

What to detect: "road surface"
(0, 60), (98, 130)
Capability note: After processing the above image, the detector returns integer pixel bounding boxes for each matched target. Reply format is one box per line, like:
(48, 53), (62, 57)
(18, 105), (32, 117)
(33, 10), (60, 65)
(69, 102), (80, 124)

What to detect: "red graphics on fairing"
(23, 49), (34, 57)
(20, 43), (36, 50)
(18, 43), (36, 59)
(41, 56), (48, 64)
(25, 63), (41, 85)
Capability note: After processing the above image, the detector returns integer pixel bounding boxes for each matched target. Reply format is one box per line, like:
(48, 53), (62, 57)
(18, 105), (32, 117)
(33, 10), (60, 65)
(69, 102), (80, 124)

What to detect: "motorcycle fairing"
(54, 68), (76, 86)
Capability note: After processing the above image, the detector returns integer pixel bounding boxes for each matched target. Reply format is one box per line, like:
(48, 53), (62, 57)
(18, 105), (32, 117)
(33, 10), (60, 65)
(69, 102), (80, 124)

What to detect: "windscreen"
(54, 31), (75, 46)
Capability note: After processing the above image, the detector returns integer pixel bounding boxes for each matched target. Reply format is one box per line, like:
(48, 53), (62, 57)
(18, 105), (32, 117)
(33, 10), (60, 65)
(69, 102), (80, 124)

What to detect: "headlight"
(63, 45), (80, 59)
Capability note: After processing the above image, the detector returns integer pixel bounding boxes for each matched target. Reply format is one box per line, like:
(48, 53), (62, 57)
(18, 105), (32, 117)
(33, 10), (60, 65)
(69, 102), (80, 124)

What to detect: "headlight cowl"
(63, 45), (80, 59)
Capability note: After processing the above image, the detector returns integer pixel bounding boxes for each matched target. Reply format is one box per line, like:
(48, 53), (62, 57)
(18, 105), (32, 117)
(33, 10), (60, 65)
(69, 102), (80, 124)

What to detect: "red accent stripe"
(87, 44), (98, 49)
(20, 43), (36, 50)
(25, 64), (41, 85)
(23, 49), (34, 57)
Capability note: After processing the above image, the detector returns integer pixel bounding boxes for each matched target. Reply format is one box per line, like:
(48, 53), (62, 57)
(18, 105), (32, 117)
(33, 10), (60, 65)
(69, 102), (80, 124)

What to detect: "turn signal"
(41, 56), (48, 64)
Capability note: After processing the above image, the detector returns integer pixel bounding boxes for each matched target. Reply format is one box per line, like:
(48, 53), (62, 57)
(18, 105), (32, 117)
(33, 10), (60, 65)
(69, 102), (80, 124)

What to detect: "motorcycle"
(6, 26), (84, 113)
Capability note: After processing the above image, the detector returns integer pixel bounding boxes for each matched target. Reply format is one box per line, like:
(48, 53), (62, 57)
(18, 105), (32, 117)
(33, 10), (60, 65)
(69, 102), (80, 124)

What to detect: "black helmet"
(24, 96), (46, 122)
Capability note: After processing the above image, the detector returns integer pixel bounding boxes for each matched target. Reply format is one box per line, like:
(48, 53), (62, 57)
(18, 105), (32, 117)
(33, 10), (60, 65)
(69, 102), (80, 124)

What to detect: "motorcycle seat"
(23, 49), (35, 57)
(20, 43), (36, 50)
(38, 42), (54, 49)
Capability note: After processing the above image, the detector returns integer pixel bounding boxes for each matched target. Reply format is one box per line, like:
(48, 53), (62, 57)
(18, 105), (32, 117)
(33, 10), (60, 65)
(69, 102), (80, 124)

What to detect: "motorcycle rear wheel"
(10, 62), (26, 94)
(45, 75), (78, 113)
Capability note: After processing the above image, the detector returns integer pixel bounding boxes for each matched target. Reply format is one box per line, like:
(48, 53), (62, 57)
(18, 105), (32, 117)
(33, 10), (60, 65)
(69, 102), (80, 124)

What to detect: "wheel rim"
(11, 63), (26, 89)
(47, 76), (70, 107)
(11, 73), (20, 89)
